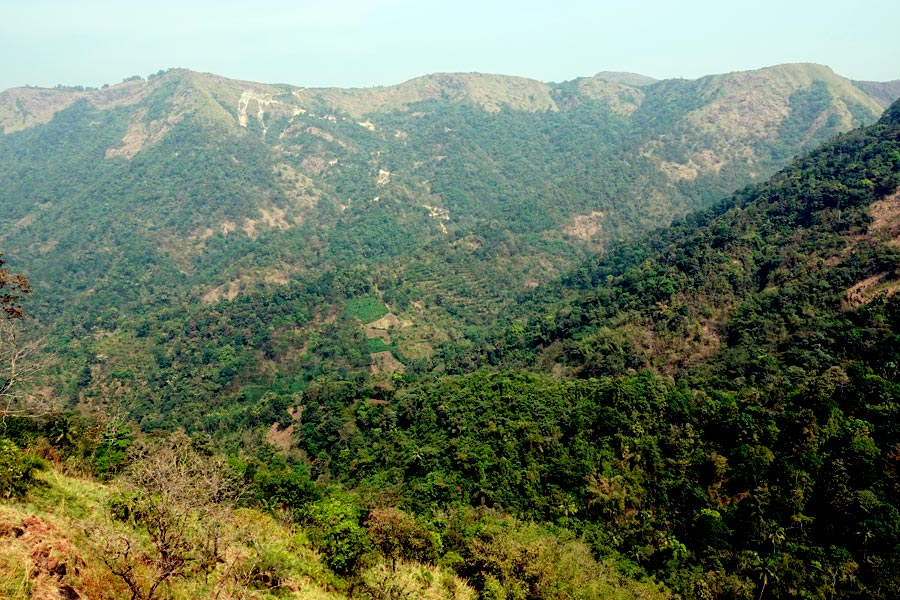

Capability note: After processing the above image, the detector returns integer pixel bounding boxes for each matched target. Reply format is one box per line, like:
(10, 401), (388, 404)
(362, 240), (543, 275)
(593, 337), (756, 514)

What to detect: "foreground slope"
(0, 437), (671, 600)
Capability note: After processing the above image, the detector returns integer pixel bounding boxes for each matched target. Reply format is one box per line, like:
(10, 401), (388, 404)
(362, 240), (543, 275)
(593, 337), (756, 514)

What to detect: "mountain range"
(2, 63), (900, 599)
(2, 63), (898, 423)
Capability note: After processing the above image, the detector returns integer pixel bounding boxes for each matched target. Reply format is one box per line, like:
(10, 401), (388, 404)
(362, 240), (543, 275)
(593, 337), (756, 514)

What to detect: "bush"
(0, 438), (44, 498)
(366, 507), (441, 569)
(254, 465), (319, 510)
(305, 493), (372, 575)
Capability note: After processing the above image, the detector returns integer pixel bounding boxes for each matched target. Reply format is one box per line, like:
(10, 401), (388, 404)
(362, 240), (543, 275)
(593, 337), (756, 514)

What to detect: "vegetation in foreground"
(0, 426), (669, 600)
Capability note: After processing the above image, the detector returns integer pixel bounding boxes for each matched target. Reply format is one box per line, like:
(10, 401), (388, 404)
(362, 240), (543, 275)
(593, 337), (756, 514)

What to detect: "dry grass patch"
(0, 469), (122, 600)
(370, 352), (405, 375)
(564, 211), (605, 243)
(869, 188), (900, 244)
(359, 561), (476, 600)
(845, 273), (900, 307)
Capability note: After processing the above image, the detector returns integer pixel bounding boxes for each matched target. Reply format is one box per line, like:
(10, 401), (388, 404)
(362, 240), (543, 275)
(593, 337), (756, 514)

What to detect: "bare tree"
(95, 432), (243, 600)
(0, 254), (48, 422)
(0, 318), (47, 419)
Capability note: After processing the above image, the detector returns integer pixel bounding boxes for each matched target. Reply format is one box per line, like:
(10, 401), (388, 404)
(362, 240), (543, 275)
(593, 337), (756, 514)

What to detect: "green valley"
(2, 65), (900, 599)
(1, 63), (893, 425)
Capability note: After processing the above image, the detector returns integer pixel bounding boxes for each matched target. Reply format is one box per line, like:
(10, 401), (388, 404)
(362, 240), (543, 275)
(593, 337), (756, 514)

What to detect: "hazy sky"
(2, 0), (898, 91)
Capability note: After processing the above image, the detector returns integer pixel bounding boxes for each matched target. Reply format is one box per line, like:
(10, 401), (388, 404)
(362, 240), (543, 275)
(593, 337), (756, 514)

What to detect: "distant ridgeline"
(1, 67), (900, 598)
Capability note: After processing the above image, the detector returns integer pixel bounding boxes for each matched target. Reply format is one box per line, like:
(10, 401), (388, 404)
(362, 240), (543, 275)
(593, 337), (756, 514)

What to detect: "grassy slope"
(0, 465), (473, 600)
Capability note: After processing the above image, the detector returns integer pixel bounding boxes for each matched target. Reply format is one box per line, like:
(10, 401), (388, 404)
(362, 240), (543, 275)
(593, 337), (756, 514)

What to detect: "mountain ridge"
(2, 62), (895, 135)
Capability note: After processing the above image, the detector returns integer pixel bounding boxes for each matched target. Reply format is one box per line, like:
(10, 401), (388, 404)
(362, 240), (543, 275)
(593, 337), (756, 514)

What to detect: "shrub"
(305, 493), (372, 575)
(0, 438), (44, 498)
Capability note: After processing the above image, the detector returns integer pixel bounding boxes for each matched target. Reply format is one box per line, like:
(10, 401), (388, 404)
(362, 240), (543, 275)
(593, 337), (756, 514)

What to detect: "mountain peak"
(593, 71), (657, 86)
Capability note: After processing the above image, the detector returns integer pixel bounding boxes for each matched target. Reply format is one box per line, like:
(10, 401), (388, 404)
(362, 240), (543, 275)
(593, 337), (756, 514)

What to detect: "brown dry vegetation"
(291, 73), (558, 119)
(266, 407), (303, 453)
(369, 351), (405, 375)
(0, 510), (86, 600)
(105, 108), (177, 160)
(844, 188), (900, 307)
(0, 79), (152, 134)
(868, 188), (900, 244)
(199, 265), (299, 304)
(845, 273), (900, 308)
(564, 210), (605, 243)
(573, 78), (645, 115)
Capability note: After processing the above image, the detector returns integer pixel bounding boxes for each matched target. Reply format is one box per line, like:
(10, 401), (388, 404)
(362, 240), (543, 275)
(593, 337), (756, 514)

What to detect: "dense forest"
(2, 70), (900, 599)
(0, 64), (891, 433)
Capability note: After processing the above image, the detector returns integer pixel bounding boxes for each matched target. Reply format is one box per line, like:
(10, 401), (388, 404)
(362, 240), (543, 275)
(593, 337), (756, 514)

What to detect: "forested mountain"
(419, 95), (900, 597)
(0, 63), (895, 429)
(516, 98), (900, 381)
(205, 96), (900, 599)
(2, 64), (900, 599)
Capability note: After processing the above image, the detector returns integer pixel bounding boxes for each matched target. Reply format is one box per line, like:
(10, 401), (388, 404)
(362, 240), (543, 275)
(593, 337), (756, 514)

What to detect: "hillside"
(4, 96), (898, 600)
(1, 63), (896, 433)
(238, 98), (900, 598)
(4, 77), (900, 599)
(0, 436), (669, 600)
(852, 78), (900, 108)
(518, 96), (900, 381)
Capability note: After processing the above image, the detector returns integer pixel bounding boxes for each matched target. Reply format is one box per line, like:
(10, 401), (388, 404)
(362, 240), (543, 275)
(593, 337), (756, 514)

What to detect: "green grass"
(344, 297), (389, 323)
(366, 337), (392, 353)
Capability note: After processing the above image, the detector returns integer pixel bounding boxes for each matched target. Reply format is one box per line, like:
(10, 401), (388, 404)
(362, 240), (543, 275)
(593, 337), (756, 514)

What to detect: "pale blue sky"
(2, 0), (898, 91)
